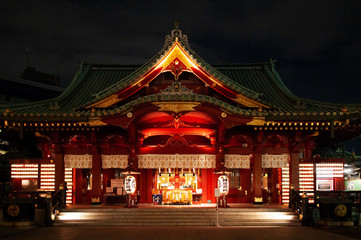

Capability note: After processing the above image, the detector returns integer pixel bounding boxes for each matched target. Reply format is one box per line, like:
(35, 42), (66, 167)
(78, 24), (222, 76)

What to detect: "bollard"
(61, 189), (66, 209)
(301, 192), (309, 226)
(59, 184), (66, 209)
(44, 192), (53, 227)
(289, 186), (294, 209)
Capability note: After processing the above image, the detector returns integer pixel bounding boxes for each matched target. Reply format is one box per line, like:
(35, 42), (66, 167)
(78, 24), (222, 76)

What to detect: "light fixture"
(120, 159), (140, 175)
(214, 161), (232, 174)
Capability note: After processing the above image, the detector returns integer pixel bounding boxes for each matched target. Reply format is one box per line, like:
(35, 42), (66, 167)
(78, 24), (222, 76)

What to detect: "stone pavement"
(1, 226), (361, 240)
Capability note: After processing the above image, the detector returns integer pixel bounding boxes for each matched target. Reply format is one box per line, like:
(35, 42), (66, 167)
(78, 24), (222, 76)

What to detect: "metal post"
(216, 196), (219, 227)
(59, 184), (66, 209)
(289, 187), (294, 209)
(301, 192), (309, 226)
(215, 188), (220, 227)
(45, 192), (53, 226)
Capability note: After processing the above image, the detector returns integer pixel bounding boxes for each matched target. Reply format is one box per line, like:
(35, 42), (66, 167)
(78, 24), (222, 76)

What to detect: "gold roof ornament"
(154, 102), (200, 114)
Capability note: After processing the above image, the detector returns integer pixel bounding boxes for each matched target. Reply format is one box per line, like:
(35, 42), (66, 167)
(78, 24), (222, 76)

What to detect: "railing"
(44, 189), (66, 226)
(290, 190), (361, 226)
(1, 188), (66, 226)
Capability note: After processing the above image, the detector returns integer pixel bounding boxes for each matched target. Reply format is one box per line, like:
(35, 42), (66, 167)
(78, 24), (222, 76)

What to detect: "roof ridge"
(212, 62), (271, 68)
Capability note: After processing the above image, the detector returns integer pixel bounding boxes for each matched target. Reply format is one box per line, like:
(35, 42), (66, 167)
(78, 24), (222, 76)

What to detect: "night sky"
(1, 0), (361, 152)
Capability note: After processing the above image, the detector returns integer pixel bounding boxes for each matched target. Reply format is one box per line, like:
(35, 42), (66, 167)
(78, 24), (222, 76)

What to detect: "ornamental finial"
(162, 22), (190, 51)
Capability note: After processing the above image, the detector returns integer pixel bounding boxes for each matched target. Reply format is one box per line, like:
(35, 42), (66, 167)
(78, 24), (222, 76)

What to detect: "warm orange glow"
(281, 165), (289, 204)
(138, 127), (215, 136)
(299, 163), (315, 203)
(157, 42), (199, 70)
(316, 162), (343, 178)
(65, 168), (73, 205)
(11, 164), (38, 179)
(40, 164), (55, 191)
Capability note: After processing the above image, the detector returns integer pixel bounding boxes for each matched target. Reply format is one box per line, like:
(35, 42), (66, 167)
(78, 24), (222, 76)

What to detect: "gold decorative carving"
(254, 197), (263, 202)
(154, 102), (200, 114)
(309, 131), (319, 136)
(87, 94), (119, 108)
(88, 117), (107, 126)
(235, 93), (269, 109)
(118, 119), (132, 129)
(247, 117), (266, 126)
(7, 204), (20, 217)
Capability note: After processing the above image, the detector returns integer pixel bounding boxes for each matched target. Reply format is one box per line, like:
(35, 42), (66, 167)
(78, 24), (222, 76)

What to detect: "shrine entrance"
(262, 168), (282, 204)
(154, 170), (202, 205)
(260, 154), (290, 205)
(74, 169), (92, 204)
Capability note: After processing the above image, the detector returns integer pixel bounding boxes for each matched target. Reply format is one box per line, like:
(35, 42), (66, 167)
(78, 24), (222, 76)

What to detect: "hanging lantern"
(124, 175), (136, 194)
(217, 175), (229, 195)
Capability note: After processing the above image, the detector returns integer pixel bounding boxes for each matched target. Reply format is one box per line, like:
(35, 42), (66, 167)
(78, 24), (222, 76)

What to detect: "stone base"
(0, 221), (34, 227)
(318, 220), (354, 227)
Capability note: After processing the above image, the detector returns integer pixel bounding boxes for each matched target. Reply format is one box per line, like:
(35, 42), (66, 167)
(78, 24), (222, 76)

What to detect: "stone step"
(53, 221), (214, 226)
(61, 207), (292, 212)
(54, 220), (300, 227)
(56, 213), (297, 219)
(54, 207), (300, 226)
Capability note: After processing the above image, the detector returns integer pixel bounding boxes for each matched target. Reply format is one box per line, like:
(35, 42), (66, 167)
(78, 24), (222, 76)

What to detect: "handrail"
(290, 190), (361, 226)
(1, 189), (66, 226)
(290, 190), (309, 225)
(44, 189), (65, 226)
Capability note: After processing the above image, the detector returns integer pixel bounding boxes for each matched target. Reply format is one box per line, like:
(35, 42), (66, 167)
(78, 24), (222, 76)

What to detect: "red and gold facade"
(4, 26), (356, 206)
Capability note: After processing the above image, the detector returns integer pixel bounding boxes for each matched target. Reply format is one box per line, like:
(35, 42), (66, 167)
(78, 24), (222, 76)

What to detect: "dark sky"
(1, 0), (361, 153)
(1, 0), (361, 105)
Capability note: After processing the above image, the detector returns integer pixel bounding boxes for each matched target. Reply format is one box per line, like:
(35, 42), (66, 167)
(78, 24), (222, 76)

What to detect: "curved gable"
(85, 28), (269, 110)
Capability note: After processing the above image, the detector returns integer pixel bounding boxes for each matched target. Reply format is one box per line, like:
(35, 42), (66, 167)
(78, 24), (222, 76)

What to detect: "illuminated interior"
(11, 164), (38, 179)
(65, 168), (73, 205)
(157, 173), (197, 190)
(40, 164), (55, 191)
(155, 170), (199, 205)
(316, 163), (343, 178)
(281, 165), (290, 204)
(299, 163), (315, 203)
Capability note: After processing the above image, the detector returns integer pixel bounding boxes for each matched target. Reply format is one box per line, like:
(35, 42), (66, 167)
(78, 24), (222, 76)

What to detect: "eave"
(85, 41), (269, 110)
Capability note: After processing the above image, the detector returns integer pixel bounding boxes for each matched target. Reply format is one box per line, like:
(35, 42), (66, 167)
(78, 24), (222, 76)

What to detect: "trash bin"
(319, 202), (352, 220)
(153, 194), (163, 205)
(218, 197), (227, 207)
(127, 195), (137, 207)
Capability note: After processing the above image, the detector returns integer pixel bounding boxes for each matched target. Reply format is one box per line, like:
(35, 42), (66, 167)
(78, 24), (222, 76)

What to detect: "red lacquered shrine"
(2, 26), (361, 205)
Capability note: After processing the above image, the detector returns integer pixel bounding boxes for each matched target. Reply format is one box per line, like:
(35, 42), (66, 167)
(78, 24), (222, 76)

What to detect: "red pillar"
(54, 146), (64, 191)
(240, 169), (252, 203)
(290, 153), (300, 191)
(208, 169), (215, 203)
(147, 169), (153, 203)
(91, 148), (102, 204)
(201, 169), (208, 203)
(253, 153), (263, 204)
(304, 139), (315, 159)
(139, 169), (153, 203)
(139, 169), (146, 203)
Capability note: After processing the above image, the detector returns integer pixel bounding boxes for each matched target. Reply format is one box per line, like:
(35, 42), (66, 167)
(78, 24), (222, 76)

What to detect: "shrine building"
(1, 26), (361, 206)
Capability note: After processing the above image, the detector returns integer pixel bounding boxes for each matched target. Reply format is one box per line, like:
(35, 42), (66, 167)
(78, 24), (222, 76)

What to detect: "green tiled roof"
(215, 63), (361, 115)
(1, 28), (361, 123)
(313, 146), (360, 160)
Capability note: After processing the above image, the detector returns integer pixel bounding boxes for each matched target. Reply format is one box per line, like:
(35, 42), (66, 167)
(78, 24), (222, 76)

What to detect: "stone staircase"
(54, 206), (300, 226)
